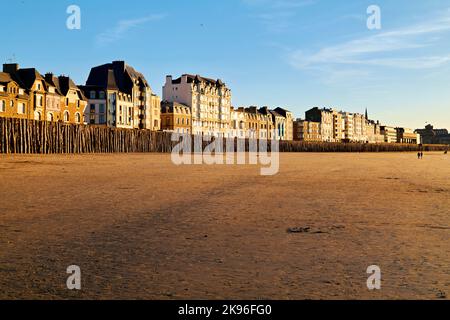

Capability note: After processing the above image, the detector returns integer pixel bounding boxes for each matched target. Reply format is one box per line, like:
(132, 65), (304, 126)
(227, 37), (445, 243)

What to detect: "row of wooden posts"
(0, 117), (447, 154)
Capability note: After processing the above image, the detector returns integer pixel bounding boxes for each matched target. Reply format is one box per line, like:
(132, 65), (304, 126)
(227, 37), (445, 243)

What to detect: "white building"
(163, 74), (232, 136)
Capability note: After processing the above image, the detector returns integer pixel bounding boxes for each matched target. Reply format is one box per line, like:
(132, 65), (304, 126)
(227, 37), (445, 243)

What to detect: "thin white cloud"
(289, 11), (450, 70)
(243, 0), (316, 33)
(96, 14), (166, 46)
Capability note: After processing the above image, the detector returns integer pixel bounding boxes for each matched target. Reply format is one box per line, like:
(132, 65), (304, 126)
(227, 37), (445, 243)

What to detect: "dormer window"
(90, 91), (96, 99)
(99, 91), (105, 99)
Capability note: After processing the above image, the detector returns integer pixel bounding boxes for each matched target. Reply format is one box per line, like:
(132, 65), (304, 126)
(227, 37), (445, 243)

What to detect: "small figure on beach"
(420, 152), (424, 159)
(417, 152), (421, 160)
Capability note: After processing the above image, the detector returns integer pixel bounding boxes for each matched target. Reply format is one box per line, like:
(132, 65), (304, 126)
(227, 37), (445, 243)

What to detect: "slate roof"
(86, 61), (151, 93)
(171, 74), (226, 87)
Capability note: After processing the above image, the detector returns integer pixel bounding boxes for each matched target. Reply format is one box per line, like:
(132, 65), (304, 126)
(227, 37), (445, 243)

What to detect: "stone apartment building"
(3, 64), (46, 121)
(305, 107), (335, 142)
(244, 106), (274, 140)
(396, 127), (420, 144)
(366, 120), (384, 144)
(81, 61), (160, 130)
(352, 113), (367, 142)
(0, 71), (29, 120)
(160, 101), (192, 134)
(380, 126), (397, 143)
(273, 107), (294, 141)
(1, 64), (87, 124)
(415, 125), (450, 145)
(43, 74), (62, 122)
(230, 107), (246, 139)
(258, 107), (276, 140)
(54, 75), (87, 124)
(163, 74), (231, 136)
(293, 119), (322, 142)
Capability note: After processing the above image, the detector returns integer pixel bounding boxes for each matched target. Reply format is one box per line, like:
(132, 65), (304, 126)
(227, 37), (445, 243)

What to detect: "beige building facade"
(163, 74), (231, 136)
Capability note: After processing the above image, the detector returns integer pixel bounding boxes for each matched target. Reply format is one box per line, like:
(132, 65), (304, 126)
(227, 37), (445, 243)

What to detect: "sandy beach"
(0, 152), (449, 300)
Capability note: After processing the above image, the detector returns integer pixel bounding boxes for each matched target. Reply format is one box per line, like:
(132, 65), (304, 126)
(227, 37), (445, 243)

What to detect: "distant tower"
(365, 108), (369, 120)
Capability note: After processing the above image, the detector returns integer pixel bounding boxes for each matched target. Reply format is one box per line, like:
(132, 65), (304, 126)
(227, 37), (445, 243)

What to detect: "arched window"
(75, 112), (81, 124)
(64, 111), (70, 123)
(47, 113), (53, 122)
(34, 111), (41, 121)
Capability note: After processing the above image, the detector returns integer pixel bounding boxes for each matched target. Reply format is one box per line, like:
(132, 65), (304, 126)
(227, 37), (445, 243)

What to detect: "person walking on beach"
(418, 152), (421, 160)
(420, 152), (424, 159)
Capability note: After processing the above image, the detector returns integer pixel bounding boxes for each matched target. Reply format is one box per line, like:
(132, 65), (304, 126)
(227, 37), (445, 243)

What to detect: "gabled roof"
(274, 107), (292, 117)
(15, 68), (44, 90)
(85, 61), (151, 93)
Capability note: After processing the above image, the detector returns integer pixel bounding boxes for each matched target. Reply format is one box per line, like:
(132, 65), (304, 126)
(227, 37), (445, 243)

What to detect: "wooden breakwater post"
(0, 117), (447, 154)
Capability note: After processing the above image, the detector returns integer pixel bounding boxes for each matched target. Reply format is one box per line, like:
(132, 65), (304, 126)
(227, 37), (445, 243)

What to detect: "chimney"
(112, 61), (125, 70)
(3, 63), (19, 74)
(166, 75), (172, 84)
(45, 73), (54, 82)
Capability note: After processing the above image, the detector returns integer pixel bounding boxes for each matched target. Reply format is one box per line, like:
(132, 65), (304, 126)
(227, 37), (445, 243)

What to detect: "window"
(47, 113), (54, 122)
(35, 111), (41, 121)
(90, 91), (96, 99)
(64, 111), (70, 123)
(90, 114), (96, 124)
(99, 91), (105, 99)
(0, 100), (6, 112)
(99, 104), (105, 113)
(18, 103), (25, 114)
(10, 100), (14, 108)
(90, 104), (96, 112)
(37, 83), (41, 90)
(99, 115), (105, 124)
(75, 113), (81, 124)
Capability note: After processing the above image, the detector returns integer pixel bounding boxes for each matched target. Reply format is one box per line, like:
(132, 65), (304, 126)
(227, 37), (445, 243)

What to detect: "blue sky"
(2, 0), (450, 129)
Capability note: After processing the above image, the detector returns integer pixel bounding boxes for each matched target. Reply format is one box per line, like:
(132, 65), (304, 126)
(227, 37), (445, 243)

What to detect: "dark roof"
(274, 107), (291, 117)
(86, 61), (150, 93)
(15, 68), (44, 90)
(171, 74), (226, 87)
(161, 100), (190, 113)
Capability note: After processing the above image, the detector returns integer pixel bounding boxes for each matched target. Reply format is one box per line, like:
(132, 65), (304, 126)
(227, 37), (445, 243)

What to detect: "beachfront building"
(81, 61), (160, 130)
(3, 64), (46, 121)
(229, 107), (246, 139)
(160, 101), (192, 134)
(273, 107), (294, 141)
(55, 76), (88, 124)
(258, 107), (276, 140)
(353, 113), (367, 143)
(366, 120), (385, 144)
(305, 108), (335, 142)
(43, 74), (62, 122)
(163, 74), (231, 137)
(244, 106), (274, 139)
(149, 93), (161, 131)
(396, 127), (420, 144)
(293, 119), (322, 142)
(0, 71), (29, 120)
(341, 112), (354, 142)
(415, 125), (450, 145)
(381, 126), (397, 143)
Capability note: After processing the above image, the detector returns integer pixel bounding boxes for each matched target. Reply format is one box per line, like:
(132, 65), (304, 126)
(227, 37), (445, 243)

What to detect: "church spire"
(365, 108), (369, 120)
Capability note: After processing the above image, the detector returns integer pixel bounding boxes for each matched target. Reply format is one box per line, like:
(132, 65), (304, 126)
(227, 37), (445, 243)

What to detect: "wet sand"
(0, 153), (449, 300)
